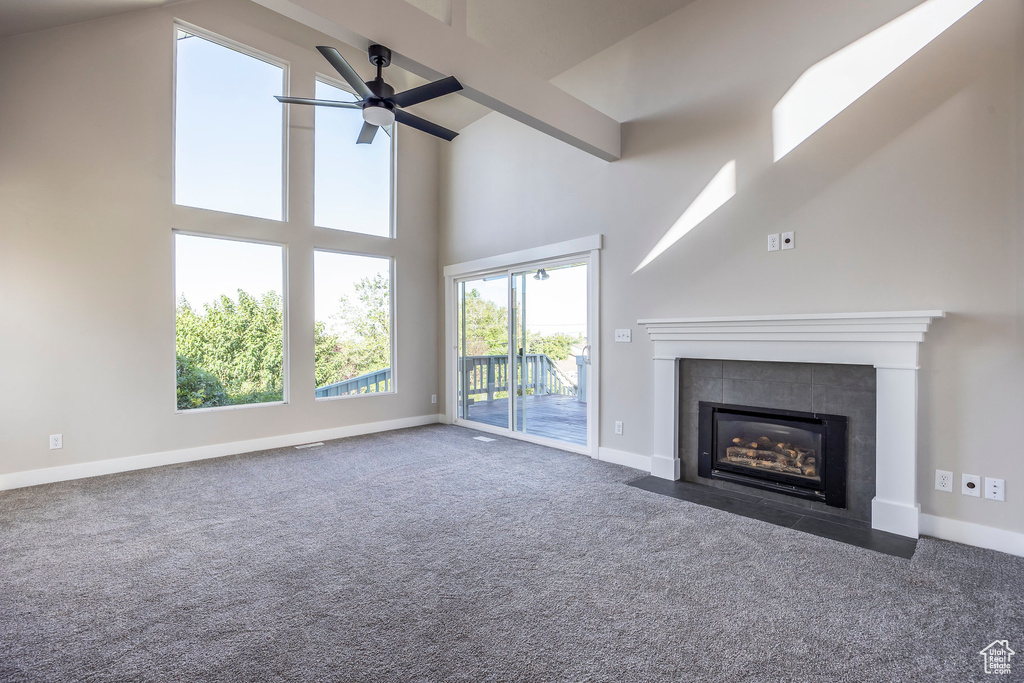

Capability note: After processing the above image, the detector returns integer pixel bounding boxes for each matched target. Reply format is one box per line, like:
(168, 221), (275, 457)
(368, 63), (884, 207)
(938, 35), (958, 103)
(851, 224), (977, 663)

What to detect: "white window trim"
(312, 248), (397, 401)
(172, 229), (291, 414)
(443, 235), (602, 458)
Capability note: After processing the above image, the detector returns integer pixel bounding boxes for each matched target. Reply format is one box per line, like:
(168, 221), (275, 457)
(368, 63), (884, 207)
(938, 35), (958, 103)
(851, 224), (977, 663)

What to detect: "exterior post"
(486, 358), (495, 402)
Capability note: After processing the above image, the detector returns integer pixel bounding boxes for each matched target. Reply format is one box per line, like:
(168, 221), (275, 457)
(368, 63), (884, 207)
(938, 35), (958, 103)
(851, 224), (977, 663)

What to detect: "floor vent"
(294, 442), (325, 449)
(473, 436), (496, 442)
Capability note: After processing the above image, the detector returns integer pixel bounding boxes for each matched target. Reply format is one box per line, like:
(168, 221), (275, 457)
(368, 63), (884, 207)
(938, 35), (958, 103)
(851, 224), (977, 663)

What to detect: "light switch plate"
(614, 329), (631, 343)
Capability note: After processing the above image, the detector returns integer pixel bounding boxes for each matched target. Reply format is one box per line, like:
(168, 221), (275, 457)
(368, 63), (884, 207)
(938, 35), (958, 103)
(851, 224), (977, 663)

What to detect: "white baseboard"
(650, 454), (681, 480)
(871, 497), (920, 539)
(920, 513), (1024, 558)
(0, 414), (442, 491)
(598, 447), (651, 472)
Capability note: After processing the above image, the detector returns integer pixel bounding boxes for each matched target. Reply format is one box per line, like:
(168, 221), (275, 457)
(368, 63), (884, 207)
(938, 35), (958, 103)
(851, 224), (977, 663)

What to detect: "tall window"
(314, 251), (393, 397)
(175, 28), (285, 220)
(175, 233), (286, 410)
(314, 80), (393, 237)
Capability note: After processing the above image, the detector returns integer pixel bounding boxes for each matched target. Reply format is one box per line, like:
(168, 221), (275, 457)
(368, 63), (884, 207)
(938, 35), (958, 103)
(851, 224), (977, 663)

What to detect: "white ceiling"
(0, 0), (182, 39)
(0, 0), (697, 134)
(3, 0), (699, 81)
(464, 0), (701, 80)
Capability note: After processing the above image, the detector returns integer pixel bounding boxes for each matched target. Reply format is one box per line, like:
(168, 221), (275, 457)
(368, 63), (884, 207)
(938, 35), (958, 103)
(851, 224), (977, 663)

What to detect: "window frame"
(312, 247), (397, 401)
(172, 229), (291, 414)
(312, 73), (398, 239)
(171, 20), (291, 222)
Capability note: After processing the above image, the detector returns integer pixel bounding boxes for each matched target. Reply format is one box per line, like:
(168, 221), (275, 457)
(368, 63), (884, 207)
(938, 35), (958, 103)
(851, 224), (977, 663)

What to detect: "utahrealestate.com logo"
(980, 640), (1015, 675)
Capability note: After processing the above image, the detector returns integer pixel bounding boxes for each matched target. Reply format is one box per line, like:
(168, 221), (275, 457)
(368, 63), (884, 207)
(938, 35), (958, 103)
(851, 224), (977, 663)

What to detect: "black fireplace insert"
(698, 402), (848, 507)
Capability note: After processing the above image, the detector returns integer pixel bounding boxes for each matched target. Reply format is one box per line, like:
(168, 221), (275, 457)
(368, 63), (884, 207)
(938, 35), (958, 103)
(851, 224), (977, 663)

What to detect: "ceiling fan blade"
(316, 46), (373, 100)
(356, 121), (379, 144)
(394, 109), (458, 141)
(275, 96), (362, 109)
(390, 76), (463, 109)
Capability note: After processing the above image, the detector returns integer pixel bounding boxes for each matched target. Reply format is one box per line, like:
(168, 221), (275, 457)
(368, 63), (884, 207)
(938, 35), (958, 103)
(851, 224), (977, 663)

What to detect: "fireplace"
(639, 311), (943, 538)
(698, 402), (848, 508)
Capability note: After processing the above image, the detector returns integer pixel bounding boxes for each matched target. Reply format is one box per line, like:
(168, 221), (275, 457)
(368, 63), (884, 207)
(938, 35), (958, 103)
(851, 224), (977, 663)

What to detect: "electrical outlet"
(614, 421), (623, 435)
(431, 394), (437, 404)
(49, 434), (62, 450)
(614, 329), (631, 343)
(768, 234), (780, 252)
(962, 473), (981, 497)
(984, 477), (1005, 502)
(935, 469), (953, 492)
(781, 231), (795, 250)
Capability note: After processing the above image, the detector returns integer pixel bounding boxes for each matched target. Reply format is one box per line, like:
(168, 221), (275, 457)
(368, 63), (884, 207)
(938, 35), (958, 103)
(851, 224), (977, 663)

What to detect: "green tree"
(316, 274), (392, 387)
(175, 355), (228, 409)
(527, 332), (583, 361)
(459, 289), (581, 360)
(314, 320), (347, 387)
(459, 288), (509, 357)
(176, 290), (284, 404)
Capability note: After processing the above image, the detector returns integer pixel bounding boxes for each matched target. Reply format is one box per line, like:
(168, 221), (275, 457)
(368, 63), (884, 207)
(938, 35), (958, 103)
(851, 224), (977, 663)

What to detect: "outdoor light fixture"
(534, 269), (549, 281)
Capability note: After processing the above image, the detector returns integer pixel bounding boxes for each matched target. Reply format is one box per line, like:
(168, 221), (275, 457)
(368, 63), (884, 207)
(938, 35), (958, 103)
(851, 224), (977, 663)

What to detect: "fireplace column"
(872, 367), (920, 538)
(651, 358), (681, 480)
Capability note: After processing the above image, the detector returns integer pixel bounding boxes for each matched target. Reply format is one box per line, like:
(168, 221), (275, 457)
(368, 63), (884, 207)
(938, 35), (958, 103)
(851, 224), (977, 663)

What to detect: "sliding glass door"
(457, 275), (510, 429)
(457, 260), (591, 450)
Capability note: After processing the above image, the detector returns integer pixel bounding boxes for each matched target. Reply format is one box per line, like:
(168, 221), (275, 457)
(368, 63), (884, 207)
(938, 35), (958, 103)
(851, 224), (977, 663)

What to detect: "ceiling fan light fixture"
(362, 103), (395, 127)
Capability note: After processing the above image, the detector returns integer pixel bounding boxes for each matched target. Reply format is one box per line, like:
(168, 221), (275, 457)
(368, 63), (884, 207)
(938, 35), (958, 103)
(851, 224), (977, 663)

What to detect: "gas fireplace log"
(725, 445), (818, 478)
(730, 436), (814, 461)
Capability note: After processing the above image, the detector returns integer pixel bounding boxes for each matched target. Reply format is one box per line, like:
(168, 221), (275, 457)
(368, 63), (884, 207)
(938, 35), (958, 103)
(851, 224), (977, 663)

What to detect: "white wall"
(441, 0), (1024, 534)
(0, 0), (441, 477)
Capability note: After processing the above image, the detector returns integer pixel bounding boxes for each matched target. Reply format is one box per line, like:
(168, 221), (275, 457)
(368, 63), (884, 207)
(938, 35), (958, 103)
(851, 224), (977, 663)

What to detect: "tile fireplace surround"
(638, 311), (944, 539)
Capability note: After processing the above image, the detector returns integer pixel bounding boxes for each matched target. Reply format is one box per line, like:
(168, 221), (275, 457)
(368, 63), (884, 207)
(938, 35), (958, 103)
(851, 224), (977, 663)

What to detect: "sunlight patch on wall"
(633, 160), (736, 274)
(772, 0), (983, 162)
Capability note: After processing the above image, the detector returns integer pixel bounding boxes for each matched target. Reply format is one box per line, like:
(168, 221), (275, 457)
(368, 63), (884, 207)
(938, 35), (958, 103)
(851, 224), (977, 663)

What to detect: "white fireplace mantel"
(638, 311), (944, 539)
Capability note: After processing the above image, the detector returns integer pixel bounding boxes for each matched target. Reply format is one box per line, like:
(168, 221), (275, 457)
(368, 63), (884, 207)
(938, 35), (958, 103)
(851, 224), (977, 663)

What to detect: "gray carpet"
(1, 425), (1021, 682)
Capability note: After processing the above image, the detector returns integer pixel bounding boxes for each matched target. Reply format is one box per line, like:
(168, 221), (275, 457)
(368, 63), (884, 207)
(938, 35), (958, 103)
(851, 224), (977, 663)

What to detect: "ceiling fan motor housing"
(366, 80), (395, 99)
(367, 44), (391, 68)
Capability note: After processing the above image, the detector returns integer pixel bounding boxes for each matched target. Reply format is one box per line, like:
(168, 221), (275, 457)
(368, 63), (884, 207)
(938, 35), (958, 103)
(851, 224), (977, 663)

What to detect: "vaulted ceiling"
(0, 0), (699, 156)
(0, 0), (180, 39)
(2, 0), (698, 81)
(404, 0), (700, 80)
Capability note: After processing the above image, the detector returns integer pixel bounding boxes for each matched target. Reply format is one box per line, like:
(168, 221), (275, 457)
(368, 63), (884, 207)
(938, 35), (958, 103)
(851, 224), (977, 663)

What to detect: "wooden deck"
(462, 394), (588, 446)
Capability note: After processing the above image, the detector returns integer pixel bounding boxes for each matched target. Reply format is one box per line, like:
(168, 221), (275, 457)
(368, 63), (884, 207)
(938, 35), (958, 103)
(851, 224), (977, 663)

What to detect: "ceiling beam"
(250, 0), (621, 161)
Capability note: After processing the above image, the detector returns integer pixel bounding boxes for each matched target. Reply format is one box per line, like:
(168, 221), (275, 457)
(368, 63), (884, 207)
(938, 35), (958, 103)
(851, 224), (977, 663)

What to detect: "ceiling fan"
(276, 44), (463, 144)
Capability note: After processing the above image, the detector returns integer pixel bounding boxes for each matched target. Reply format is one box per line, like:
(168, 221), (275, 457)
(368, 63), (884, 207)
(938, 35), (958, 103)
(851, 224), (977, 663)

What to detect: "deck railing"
(315, 354), (587, 403)
(315, 368), (391, 398)
(460, 354), (580, 403)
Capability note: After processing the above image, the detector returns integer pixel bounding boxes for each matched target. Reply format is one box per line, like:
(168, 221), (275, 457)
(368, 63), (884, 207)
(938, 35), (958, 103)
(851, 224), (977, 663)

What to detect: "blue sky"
(174, 31), (283, 220)
(175, 234), (283, 307)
